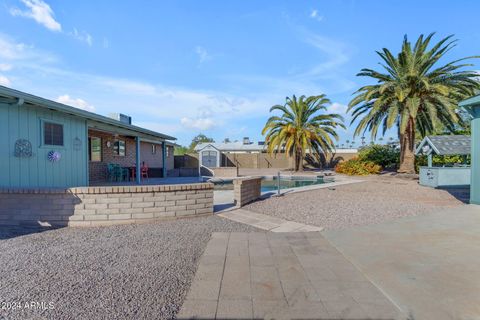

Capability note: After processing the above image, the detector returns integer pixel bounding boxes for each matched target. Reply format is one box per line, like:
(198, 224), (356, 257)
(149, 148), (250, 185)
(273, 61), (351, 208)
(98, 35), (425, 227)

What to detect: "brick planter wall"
(233, 177), (262, 207)
(0, 183), (213, 227)
(211, 167), (239, 177)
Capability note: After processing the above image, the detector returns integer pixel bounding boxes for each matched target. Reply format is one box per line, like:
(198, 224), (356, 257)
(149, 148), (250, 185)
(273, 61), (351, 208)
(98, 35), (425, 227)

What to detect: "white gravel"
(0, 216), (258, 320)
(244, 176), (467, 230)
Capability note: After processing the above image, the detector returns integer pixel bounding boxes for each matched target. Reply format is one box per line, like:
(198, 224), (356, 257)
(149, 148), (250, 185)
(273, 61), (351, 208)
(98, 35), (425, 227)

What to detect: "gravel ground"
(244, 175), (468, 230)
(0, 216), (258, 320)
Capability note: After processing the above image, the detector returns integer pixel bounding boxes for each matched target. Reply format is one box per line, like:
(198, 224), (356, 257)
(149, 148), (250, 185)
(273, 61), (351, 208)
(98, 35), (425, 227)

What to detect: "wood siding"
(0, 102), (88, 188)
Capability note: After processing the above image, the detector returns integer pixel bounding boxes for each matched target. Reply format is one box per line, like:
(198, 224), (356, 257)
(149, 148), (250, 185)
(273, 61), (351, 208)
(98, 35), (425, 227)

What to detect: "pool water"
(260, 176), (326, 192)
(211, 176), (327, 192)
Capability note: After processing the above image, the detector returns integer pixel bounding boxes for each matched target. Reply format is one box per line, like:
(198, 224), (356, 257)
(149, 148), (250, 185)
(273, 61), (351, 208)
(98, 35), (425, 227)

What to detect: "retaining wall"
(233, 177), (262, 207)
(0, 183), (214, 227)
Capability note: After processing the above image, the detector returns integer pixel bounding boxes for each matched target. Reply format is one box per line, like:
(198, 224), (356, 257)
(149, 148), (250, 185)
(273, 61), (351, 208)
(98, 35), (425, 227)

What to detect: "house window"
(166, 145), (170, 157)
(43, 121), (64, 146)
(114, 139), (126, 156)
(152, 144), (157, 154)
(88, 137), (102, 162)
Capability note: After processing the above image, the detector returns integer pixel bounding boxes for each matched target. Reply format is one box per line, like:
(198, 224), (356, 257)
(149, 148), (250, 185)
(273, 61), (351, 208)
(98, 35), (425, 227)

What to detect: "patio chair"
(106, 163), (118, 182)
(141, 163), (149, 181)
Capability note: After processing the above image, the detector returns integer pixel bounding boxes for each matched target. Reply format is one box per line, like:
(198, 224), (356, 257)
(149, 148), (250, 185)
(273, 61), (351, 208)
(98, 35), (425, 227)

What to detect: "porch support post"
(162, 141), (167, 178)
(427, 153), (433, 168)
(136, 137), (141, 184)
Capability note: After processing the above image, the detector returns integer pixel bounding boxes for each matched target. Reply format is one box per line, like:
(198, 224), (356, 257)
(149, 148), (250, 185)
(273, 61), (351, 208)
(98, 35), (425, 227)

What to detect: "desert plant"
(335, 157), (382, 175)
(358, 144), (400, 169)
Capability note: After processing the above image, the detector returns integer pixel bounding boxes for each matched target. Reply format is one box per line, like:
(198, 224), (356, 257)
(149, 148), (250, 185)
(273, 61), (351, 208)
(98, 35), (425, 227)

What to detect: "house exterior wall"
(88, 129), (136, 183)
(471, 116), (480, 204)
(140, 141), (164, 168)
(0, 102), (88, 188)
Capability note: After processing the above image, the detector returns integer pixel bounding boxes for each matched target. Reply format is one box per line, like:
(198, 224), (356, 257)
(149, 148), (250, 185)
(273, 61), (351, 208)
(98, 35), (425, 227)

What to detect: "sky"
(0, 0), (479, 147)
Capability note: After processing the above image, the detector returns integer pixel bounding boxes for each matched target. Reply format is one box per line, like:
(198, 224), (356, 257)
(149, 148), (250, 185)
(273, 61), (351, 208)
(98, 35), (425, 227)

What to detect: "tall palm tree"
(348, 33), (479, 173)
(262, 94), (345, 171)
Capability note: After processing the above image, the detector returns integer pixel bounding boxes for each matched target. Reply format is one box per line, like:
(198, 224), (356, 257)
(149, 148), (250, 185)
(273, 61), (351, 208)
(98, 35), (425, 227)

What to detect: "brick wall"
(212, 167), (239, 177)
(233, 177), (262, 207)
(0, 183), (214, 227)
(88, 129), (137, 183)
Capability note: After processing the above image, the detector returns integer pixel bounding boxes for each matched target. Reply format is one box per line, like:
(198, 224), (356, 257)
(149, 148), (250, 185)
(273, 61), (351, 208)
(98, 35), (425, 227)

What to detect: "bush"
(335, 157), (382, 176)
(358, 144), (399, 169)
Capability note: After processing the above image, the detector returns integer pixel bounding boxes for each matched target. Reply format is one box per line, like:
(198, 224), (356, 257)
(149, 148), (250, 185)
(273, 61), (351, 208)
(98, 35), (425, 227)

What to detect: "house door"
(202, 151), (217, 168)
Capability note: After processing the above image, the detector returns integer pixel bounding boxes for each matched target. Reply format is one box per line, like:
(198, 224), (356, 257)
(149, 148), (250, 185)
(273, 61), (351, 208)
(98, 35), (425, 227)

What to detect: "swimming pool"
(210, 175), (328, 192)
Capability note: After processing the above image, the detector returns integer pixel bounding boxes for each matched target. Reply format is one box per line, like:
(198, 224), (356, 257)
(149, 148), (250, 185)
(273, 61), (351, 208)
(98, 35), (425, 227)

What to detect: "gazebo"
(459, 94), (480, 204)
(416, 135), (470, 188)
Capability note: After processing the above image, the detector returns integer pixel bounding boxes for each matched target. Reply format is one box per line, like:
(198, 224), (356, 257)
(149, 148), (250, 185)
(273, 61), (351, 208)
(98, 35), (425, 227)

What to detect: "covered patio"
(87, 118), (175, 186)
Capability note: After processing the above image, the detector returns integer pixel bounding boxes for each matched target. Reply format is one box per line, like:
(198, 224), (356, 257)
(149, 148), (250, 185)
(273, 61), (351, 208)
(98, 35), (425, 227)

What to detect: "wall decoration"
(73, 137), (82, 151)
(47, 150), (61, 162)
(14, 139), (33, 158)
(106, 141), (112, 148)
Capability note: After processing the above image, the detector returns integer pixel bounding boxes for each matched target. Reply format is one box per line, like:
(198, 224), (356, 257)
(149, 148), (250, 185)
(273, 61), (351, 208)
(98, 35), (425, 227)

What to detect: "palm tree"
(262, 94), (345, 171)
(348, 33), (479, 173)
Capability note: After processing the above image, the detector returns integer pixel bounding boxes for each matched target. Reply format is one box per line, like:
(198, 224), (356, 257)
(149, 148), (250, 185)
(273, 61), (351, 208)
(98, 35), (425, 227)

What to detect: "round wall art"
(14, 139), (33, 158)
(47, 150), (61, 162)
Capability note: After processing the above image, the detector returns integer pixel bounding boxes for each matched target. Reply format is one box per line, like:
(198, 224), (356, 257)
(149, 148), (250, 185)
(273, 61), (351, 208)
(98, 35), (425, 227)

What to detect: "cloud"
(329, 102), (348, 114)
(195, 46), (211, 64)
(56, 94), (95, 112)
(70, 29), (93, 46)
(0, 75), (11, 86)
(309, 9), (323, 22)
(180, 117), (216, 130)
(10, 0), (61, 32)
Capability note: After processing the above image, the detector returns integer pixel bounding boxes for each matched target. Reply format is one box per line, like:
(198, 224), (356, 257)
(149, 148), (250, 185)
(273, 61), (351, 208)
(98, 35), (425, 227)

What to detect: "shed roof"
(459, 94), (480, 108)
(0, 86), (176, 141)
(415, 135), (470, 156)
(195, 141), (266, 152)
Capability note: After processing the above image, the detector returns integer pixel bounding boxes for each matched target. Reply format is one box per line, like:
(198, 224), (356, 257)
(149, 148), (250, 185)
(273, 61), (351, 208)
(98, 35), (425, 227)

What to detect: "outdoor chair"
(141, 163), (149, 181)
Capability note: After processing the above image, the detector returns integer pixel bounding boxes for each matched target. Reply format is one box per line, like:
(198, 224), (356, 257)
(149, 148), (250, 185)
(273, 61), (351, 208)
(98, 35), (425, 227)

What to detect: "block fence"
(233, 177), (262, 207)
(0, 183), (214, 227)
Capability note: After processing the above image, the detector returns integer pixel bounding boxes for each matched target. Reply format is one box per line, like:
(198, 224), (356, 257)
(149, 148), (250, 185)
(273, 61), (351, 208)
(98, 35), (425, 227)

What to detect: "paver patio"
(178, 232), (402, 319)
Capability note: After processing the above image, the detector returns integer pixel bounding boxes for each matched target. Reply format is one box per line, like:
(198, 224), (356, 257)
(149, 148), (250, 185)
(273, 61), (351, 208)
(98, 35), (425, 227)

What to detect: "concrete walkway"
(217, 208), (323, 232)
(178, 232), (402, 319)
(324, 205), (480, 320)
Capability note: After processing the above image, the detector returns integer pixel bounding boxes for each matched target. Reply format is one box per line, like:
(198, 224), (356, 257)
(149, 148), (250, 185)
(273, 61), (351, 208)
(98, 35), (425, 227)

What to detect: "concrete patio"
(324, 205), (480, 320)
(178, 232), (402, 319)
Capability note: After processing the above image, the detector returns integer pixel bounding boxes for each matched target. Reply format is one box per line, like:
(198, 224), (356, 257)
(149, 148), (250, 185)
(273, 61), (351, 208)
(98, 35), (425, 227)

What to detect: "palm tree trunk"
(294, 147), (304, 172)
(398, 118), (416, 174)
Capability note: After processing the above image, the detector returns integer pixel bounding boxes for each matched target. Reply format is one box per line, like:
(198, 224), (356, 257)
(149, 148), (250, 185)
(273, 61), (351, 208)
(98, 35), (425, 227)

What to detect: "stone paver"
(324, 204), (480, 320)
(177, 232), (403, 319)
(217, 208), (324, 232)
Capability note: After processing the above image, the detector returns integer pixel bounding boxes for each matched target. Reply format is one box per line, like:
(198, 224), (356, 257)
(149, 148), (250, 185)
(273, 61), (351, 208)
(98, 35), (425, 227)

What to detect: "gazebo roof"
(415, 135), (471, 156)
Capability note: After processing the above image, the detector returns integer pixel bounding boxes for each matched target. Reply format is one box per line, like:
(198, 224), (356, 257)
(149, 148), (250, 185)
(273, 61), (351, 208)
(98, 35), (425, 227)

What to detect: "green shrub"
(358, 144), (399, 169)
(335, 157), (382, 175)
(415, 154), (470, 172)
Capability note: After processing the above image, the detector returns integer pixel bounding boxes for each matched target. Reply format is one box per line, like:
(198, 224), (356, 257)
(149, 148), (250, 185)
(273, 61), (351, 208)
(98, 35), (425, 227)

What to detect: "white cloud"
(310, 9), (323, 22)
(70, 28), (93, 46)
(329, 102), (347, 114)
(56, 94), (95, 112)
(180, 117), (216, 130)
(0, 75), (11, 86)
(0, 64), (12, 71)
(10, 0), (61, 32)
(195, 46), (211, 64)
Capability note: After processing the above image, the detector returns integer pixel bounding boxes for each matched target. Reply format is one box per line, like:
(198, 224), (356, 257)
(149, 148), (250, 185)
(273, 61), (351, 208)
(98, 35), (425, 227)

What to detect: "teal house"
(0, 86), (176, 188)
(460, 94), (480, 204)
